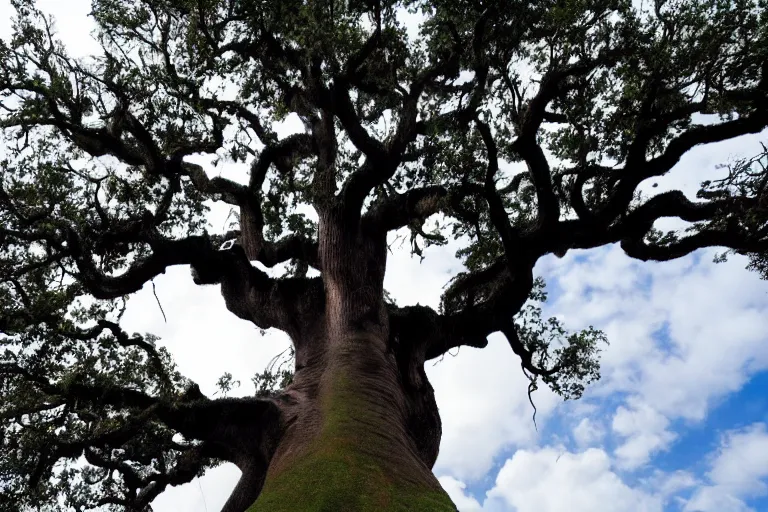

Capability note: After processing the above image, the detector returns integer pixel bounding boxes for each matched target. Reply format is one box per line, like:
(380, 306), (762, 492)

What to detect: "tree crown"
(1, 0), (767, 509)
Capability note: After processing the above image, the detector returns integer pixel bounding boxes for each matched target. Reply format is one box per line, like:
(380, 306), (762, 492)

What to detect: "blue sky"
(432, 243), (768, 512)
(2, 2), (767, 511)
(418, 231), (768, 512)
(136, 237), (768, 512)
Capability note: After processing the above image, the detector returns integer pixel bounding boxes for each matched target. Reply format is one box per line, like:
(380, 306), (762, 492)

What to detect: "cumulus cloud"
(546, 232), (768, 424)
(542, 241), (768, 464)
(573, 418), (606, 448)
(438, 476), (483, 512)
(642, 470), (698, 499)
(685, 423), (768, 512)
(429, 334), (560, 481)
(484, 447), (663, 512)
(442, 454), (699, 512)
(612, 399), (676, 470)
(635, 259), (768, 420)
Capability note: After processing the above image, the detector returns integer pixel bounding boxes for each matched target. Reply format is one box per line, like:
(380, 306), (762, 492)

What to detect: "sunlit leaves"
(514, 278), (606, 401)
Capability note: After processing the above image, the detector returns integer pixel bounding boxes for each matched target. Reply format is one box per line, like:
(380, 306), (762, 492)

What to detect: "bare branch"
(363, 186), (450, 234)
(601, 113), (768, 222)
(181, 162), (247, 205)
(249, 133), (315, 191)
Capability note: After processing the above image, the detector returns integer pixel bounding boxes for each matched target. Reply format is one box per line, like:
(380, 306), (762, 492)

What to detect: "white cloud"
(541, 241), (768, 468)
(485, 447), (663, 512)
(443, 457), (698, 512)
(612, 400), (676, 470)
(428, 334), (560, 481)
(686, 423), (768, 512)
(0, 0), (98, 57)
(545, 159), (768, 416)
(386, 237), (561, 482)
(383, 232), (462, 310)
(4, 2), (768, 511)
(684, 488), (753, 512)
(120, 266), (293, 398)
(636, 259), (768, 420)
(573, 418), (606, 448)
(708, 424), (768, 494)
(644, 470), (698, 499)
(438, 476), (483, 512)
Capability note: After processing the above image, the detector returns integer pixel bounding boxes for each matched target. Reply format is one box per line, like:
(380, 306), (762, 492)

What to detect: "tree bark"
(241, 208), (456, 511)
(248, 333), (454, 512)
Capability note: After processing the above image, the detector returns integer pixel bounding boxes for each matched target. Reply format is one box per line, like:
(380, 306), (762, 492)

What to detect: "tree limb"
(363, 185), (450, 234)
(600, 112), (768, 223)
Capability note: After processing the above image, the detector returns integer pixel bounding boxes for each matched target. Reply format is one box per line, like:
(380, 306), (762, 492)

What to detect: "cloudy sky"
(2, 2), (768, 512)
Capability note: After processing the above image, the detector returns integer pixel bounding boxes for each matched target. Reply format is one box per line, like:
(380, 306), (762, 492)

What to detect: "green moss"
(248, 371), (457, 512)
(247, 448), (456, 512)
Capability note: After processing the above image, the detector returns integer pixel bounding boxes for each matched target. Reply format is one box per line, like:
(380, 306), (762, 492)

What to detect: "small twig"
(266, 347), (290, 373)
(527, 377), (539, 432)
(151, 280), (167, 323)
(197, 478), (209, 512)
(522, 366), (539, 432)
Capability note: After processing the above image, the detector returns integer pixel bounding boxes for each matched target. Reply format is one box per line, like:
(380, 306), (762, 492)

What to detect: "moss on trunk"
(248, 359), (456, 511)
(247, 447), (456, 512)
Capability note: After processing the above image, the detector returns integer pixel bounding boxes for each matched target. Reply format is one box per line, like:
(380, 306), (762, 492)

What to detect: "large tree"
(1, 0), (767, 510)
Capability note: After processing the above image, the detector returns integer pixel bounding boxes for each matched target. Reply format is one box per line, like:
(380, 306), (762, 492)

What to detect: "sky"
(2, 2), (768, 512)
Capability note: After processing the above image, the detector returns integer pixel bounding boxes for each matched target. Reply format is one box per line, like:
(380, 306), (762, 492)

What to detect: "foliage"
(0, 0), (766, 509)
(706, 145), (768, 278)
(250, 348), (295, 399)
(515, 278), (606, 402)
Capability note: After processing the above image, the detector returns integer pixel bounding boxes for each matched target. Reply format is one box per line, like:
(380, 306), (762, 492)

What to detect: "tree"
(1, 0), (767, 510)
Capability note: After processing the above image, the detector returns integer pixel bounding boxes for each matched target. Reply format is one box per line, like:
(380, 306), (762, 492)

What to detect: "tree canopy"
(1, 0), (767, 510)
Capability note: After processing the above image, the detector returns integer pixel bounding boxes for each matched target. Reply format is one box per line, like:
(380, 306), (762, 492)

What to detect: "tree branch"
(67, 233), (214, 299)
(600, 112), (768, 223)
(1, 361), (283, 456)
(336, 26), (474, 217)
(499, 322), (559, 377)
(181, 162), (248, 205)
(329, 83), (387, 160)
(2, 357), (285, 511)
(363, 185), (450, 234)
(621, 229), (767, 262)
(249, 133), (315, 192)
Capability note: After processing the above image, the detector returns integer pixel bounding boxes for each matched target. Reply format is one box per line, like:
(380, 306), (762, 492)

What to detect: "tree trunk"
(248, 333), (454, 511)
(246, 209), (457, 511)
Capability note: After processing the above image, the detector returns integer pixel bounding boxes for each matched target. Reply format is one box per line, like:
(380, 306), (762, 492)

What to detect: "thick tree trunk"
(248, 334), (454, 511)
(244, 209), (456, 511)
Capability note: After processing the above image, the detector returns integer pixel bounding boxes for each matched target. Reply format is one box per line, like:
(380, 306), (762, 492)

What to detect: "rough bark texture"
(249, 335), (453, 512)
(3, 3), (767, 510)
(230, 207), (455, 511)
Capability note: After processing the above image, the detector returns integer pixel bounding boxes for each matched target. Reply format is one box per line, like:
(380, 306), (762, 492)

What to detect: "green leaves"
(702, 144), (768, 278)
(251, 346), (294, 398)
(215, 372), (241, 396)
(1, 0), (767, 508)
(0, 319), (193, 510)
(515, 278), (607, 401)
